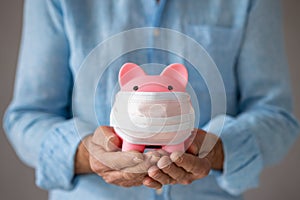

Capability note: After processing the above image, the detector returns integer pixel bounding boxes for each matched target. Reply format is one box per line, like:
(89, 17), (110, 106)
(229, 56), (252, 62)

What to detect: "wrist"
(75, 135), (93, 174)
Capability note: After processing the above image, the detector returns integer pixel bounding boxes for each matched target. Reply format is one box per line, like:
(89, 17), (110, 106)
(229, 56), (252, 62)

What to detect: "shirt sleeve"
(3, 0), (94, 190)
(203, 0), (300, 195)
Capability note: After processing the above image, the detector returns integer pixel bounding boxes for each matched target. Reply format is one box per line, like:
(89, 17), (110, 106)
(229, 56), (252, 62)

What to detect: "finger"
(157, 156), (188, 181)
(148, 165), (174, 185)
(145, 151), (162, 164)
(100, 151), (144, 170)
(89, 148), (143, 171)
(184, 128), (197, 151)
(89, 155), (111, 174)
(170, 152), (211, 177)
(93, 126), (121, 151)
(156, 149), (170, 157)
(102, 171), (145, 187)
(122, 151), (161, 173)
(143, 176), (162, 189)
(101, 171), (121, 184)
(104, 170), (145, 181)
(88, 142), (112, 173)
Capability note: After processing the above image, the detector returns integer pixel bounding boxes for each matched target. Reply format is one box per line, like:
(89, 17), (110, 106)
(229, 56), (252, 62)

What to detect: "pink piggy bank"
(110, 63), (195, 153)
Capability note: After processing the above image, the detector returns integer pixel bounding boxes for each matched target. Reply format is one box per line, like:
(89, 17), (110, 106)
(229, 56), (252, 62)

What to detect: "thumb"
(93, 126), (122, 151)
(185, 129), (206, 155)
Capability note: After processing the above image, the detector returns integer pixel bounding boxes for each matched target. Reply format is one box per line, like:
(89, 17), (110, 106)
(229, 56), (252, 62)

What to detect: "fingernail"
(170, 152), (183, 163)
(158, 161), (171, 169)
(143, 179), (152, 185)
(157, 157), (172, 169)
(148, 166), (158, 173)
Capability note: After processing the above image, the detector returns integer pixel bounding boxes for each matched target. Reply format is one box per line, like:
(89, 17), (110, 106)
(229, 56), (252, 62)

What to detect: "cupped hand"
(143, 129), (224, 189)
(76, 126), (160, 187)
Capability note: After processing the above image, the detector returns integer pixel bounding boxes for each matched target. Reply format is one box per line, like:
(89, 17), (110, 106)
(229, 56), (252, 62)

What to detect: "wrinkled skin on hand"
(81, 126), (161, 187)
(76, 127), (222, 188)
(143, 129), (224, 189)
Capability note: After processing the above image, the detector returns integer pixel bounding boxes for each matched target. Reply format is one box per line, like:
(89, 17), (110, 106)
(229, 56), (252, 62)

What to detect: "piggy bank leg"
(122, 141), (145, 152)
(162, 142), (185, 153)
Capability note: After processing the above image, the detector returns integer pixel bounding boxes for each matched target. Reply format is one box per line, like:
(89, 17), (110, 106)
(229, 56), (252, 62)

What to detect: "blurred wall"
(0, 1), (299, 200)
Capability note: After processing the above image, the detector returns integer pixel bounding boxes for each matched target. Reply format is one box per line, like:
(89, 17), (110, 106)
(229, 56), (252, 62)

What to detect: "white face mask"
(110, 91), (195, 145)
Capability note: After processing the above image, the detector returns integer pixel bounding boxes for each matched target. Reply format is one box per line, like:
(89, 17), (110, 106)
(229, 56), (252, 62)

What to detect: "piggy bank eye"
(133, 86), (139, 91)
(168, 85), (173, 90)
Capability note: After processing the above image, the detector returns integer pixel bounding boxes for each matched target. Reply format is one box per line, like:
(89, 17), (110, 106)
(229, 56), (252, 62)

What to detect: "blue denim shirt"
(4, 0), (299, 200)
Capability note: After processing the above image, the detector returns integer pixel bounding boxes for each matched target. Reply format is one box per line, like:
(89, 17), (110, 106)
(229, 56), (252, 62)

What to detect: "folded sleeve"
(203, 0), (300, 195)
(3, 0), (94, 190)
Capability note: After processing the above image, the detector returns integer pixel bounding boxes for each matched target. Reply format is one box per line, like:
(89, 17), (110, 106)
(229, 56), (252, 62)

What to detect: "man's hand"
(143, 129), (224, 189)
(75, 126), (160, 187)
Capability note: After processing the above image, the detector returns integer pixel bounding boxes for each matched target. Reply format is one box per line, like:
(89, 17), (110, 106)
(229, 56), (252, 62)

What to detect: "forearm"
(4, 109), (95, 190)
(3, 110), (65, 167)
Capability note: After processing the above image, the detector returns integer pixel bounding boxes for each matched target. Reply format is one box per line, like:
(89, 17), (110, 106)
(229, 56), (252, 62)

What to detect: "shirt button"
(154, 28), (160, 37)
(156, 188), (163, 195)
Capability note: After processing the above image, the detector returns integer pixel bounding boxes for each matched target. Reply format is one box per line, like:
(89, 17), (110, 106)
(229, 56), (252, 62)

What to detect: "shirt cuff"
(36, 118), (95, 190)
(203, 115), (264, 195)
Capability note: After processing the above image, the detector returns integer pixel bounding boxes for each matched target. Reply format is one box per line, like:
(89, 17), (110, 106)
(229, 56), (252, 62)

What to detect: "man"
(4, 0), (299, 199)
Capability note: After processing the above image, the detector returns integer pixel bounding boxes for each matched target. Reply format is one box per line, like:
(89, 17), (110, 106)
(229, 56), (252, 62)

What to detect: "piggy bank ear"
(119, 63), (146, 87)
(160, 63), (188, 87)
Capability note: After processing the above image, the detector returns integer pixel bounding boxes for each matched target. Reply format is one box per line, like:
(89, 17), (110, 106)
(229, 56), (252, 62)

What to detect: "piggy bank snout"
(138, 84), (170, 92)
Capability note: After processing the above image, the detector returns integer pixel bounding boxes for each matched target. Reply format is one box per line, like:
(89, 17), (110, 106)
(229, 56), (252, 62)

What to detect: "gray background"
(0, 0), (299, 199)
